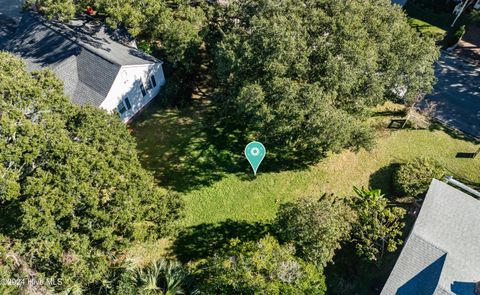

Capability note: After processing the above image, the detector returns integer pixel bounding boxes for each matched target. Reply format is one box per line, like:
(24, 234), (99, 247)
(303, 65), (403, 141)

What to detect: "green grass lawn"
(403, 0), (469, 46)
(407, 17), (447, 41)
(131, 100), (480, 228)
(404, 1), (454, 32)
(130, 99), (479, 294)
(180, 127), (479, 226)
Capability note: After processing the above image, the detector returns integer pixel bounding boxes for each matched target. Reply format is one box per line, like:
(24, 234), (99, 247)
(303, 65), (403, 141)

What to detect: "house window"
(117, 101), (126, 115)
(140, 83), (147, 96)
(150, 75), (157, 88)
(124, 97), (132, 110)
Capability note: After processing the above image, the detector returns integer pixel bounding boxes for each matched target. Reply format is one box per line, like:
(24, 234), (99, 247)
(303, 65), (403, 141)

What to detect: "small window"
(150, 75), (157, 88)
(124, 97), (132, 110)
(117, 101), (126, 115)
(140, 83), (147, 96)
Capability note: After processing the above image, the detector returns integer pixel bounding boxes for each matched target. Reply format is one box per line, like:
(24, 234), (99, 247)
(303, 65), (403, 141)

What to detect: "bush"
(110, 259), (200, 295)
(454, 25), (466, 40)
(273, 195), (357, 267)
(394, 158), (445, 197)
(469, 10), (480, 26)
(199, 235), (327, 295)
(445, 25), (466, 48)
(350, 187), (406, 263)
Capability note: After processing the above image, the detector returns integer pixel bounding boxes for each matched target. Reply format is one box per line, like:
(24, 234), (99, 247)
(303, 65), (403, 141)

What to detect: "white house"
(4, 12), (165, 123)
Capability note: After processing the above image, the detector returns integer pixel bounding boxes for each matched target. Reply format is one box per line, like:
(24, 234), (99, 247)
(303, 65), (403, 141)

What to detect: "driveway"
(0, 0), (24, 22)
(0, 0), (23, 48)
(419, 52), (480, 138)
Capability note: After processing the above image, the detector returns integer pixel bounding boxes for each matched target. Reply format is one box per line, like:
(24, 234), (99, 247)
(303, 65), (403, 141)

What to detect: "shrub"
(469, 10), (480, 26)
(445, 25), (467, 48)
(199, 235), (327, 294)
(454, 25), (466, 40)
(273, 195), (357, 267)
(350, 187), (406, 262)
(394, 158), (445, 197)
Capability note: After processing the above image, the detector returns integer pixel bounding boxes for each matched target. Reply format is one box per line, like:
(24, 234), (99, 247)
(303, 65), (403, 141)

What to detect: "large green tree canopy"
(29, 0), (207, 69)
(214, 0), (439, 162)
(0, 53), (182, 292)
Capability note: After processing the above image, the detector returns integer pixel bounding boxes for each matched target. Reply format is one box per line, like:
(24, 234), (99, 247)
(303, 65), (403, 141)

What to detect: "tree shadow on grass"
(170, 219), (271, 263)
(130, 97), (313, 192)
(130, 98), (247, 193)
(428, 122), (480, 144)
(369, 163), (400, 198)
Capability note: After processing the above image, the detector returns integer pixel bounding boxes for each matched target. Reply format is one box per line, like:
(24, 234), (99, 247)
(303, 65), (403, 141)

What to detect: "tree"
(350, 187), (406, 263)
(272, 195), (357, 267)
(29, 0), (207, 65)
(200, 235), (327, 294)
(213, 0), (439, 163)
(0, 52), (182, 293)
(27, 0), (208, 99)
(26, 0), (76, 21)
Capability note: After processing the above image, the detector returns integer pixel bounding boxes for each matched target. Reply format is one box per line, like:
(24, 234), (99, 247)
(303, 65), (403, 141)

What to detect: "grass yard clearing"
(130, 99), (479, 295)
(131, 100), (480, 228)
(407, 17), (447, 41)
(180, 126), (479, 226)
(403, 0), (470, 46)
(404, 1), (453, 32)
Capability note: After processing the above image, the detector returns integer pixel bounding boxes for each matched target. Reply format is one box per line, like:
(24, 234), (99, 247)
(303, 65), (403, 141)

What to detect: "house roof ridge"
(28, 12), (121, 66)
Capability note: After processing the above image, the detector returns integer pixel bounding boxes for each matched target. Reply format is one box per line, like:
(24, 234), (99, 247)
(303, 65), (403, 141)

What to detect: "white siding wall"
(100, 62), (165, 123)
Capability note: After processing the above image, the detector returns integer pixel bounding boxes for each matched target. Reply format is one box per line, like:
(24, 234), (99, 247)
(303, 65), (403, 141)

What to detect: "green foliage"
(95, 0), (207, 68)
(199, 235), (327, 294)
(0, 52), (182, 293)
(26, 0), (76, 21)
(213, 0), (439, 163)
(444, 25), (467, 48)
(111, 259), (199, 295)
(394, 157), (445, 197)
(454, 25), (466, 40)
(469, 10), (480, 26)
(0, 238), (19, 295)
(273, 195), (357, 267)
(350, 187), (406, 262)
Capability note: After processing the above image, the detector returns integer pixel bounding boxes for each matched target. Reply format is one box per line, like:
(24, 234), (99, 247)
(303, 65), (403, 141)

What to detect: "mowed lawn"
(131, 100), (480, 227)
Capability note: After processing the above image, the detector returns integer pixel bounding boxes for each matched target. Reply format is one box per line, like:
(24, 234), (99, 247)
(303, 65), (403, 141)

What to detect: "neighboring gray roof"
(381, 179), (480, 295)
(5, 12), (159, 107)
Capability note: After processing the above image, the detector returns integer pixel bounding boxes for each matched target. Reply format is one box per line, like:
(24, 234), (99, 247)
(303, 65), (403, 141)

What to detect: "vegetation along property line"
(1, 0), (479, 294)
(131, 101), (480, 227)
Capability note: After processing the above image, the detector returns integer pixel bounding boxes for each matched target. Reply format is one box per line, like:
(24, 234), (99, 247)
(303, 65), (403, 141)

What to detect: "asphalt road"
(0, 0), (24, 22)
(419, 53), (480, 138)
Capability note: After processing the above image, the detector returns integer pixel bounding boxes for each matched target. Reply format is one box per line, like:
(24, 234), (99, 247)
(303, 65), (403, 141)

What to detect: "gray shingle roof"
(381, 179), (480, 295)
(5, 12), (159, 107)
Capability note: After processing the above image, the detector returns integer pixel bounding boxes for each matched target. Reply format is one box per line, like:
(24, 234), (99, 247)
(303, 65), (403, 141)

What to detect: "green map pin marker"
(245, 141), (266, 176)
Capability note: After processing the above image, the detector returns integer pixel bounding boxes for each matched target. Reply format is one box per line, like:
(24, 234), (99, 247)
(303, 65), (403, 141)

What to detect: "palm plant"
(132, 259), (199, 295)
